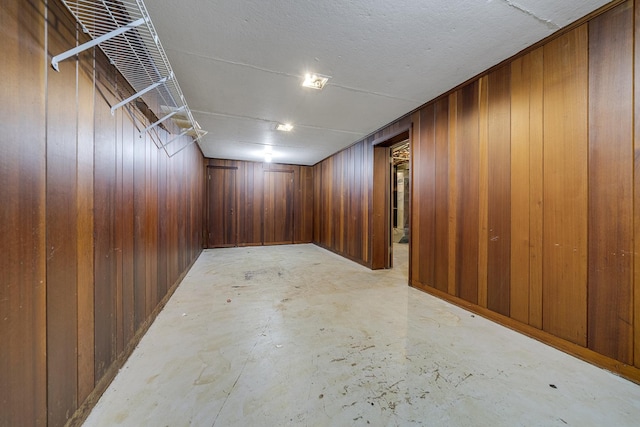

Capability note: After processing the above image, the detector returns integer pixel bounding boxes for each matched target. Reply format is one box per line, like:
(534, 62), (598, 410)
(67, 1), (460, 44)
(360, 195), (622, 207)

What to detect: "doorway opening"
(371, 128), (410, 275)
(391, 140), (410, 274)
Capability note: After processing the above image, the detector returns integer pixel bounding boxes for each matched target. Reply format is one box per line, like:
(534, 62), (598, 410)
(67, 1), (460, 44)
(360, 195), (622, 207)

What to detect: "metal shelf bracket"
(163, 127), (195, 148)
(111, 73), (172, 115)
(142, 106), (186, 133)
(51, 17), (146, 71)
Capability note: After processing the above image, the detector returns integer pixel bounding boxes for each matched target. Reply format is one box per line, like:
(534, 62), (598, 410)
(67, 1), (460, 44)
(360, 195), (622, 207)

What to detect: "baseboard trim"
(410, 280), (640, 386)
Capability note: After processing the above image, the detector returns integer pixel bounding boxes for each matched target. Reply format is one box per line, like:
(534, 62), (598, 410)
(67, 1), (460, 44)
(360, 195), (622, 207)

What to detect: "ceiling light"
(302, 73), (330, 90)
(276, 123), (293, 132)
(264, 145), (273, 163)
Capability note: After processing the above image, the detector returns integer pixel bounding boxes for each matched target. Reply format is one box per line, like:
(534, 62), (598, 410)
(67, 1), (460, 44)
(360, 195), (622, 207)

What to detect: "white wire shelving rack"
(52, 0), (207, 156)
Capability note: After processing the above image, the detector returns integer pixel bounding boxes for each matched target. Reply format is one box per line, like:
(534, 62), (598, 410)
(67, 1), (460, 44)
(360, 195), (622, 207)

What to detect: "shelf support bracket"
(110, 74), (173, 115)
(51, 17), (147, 71)
(163, 127), (195, 148)
(142, 106), (186, 134)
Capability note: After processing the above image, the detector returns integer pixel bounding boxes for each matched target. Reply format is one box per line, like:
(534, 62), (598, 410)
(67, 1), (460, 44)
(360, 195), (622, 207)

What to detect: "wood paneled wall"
(411, 0), (640, 382)
(205, 159), (313, 247)
(1, 1), (47, 424)
(1, 1), (205, 425)
(313, 118), (411, 268)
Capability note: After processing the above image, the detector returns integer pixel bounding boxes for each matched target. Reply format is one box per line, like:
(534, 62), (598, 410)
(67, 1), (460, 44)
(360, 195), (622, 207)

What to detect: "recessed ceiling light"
(276, 123), (293, 132)
(302, 73), (330, 90)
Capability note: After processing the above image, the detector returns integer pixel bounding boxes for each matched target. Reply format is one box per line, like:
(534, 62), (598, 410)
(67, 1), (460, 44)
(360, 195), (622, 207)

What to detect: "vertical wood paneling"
(313, 163), (322, 242)
(542, 26), (588, 346)
(252, 162), (265, 245)
(207, 166), (237, 247)
(295, 166), (314, 243)
(264, 170), (294, 245)
(413, 105), (436, 286)
(3, 3), (206, 424)
(236, 161), (247, 244)
(94, 58), (118, 380)
(478, 76), (489, 308)
(635, 0), (640, 370)
(178, 150), (188, 273)
(0, 0), (47, 424)
(528, 48), (544, 330)
(447, 91), (459, 295)
(447, 92), (458, 295)
(157, 148), (168, 298)
(76, 44), (95, 403)
(455, 82), (480, 303)
(333, 153), (344, 252)
(193, 149), (205, 254)
(133, 125), (147, 330)
(510, 54), (532, 324)
(146, 132), (159, 315)
(322, 158), (333, 248)
(433, 98), (450, 292)
(364, 141), (372, 264)
(167, 146), (180, 291)
(205, 160), (311, 248)
(121, 104), (136, 347)
(346, 146), (355, 257)
(46, 2), (79, 423)
(345, 148), (354, 257)
(372, 146), (390, 269)
(588, 2), (633, 363)
(486, 66), (511, 316)
(114, 106), (125, 356)
(313, 137), (379, 268)
(349, 143), (363, 259)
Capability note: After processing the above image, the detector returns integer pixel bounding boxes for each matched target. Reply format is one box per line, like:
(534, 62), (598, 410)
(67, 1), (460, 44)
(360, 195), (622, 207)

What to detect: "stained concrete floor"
(84, 244), (640, 427)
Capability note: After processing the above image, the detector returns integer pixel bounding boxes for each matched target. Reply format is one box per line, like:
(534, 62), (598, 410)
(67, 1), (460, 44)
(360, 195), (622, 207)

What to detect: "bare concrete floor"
(84, 244), (640, 426)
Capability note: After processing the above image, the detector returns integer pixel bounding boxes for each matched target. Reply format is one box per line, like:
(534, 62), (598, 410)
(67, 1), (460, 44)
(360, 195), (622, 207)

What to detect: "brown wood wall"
(1, 1), (205, 425)
(313, 118), (411, 268)
(411, 0), (640, 381)
(205, 159), (313, 247)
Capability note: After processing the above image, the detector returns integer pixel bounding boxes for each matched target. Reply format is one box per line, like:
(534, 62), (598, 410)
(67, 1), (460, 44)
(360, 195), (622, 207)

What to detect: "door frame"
(371, 127), (411, 270)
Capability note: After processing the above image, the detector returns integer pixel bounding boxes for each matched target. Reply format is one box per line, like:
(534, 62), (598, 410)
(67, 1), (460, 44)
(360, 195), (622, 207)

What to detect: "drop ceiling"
(144, 0), (612, 166)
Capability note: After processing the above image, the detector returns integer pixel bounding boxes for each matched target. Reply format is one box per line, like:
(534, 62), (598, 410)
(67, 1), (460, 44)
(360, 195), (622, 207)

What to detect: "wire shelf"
(55, 0), (206, 155)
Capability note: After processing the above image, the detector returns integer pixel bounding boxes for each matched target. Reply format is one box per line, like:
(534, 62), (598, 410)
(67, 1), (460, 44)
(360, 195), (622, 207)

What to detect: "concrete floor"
(84, 244), (640, 427)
